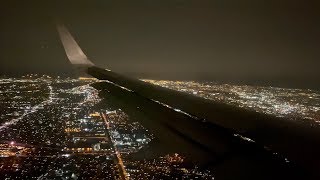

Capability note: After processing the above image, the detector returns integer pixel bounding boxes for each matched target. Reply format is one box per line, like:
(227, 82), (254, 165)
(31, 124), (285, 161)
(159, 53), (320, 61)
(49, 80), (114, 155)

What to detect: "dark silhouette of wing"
(57, 24), (320, 180)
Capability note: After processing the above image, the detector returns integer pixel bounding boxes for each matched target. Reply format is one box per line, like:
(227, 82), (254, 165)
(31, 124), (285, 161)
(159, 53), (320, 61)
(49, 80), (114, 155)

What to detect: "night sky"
(0, 1), (319, 89)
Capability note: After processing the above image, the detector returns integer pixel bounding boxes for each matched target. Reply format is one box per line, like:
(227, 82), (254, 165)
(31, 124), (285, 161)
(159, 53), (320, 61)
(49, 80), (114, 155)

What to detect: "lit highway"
(100, 111), (129, 180)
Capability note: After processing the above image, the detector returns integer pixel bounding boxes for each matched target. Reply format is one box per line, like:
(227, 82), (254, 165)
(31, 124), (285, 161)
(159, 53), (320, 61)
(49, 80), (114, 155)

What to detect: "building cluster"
(102, 100), (215, 179)
(106, 110), (153, 154)
(0, 142), (32, 157)
(122, 153), (214, 179)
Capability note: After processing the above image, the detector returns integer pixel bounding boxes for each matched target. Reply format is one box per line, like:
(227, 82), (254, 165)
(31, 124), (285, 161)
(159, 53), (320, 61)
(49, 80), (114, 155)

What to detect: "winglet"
(56, 23), (94, 67)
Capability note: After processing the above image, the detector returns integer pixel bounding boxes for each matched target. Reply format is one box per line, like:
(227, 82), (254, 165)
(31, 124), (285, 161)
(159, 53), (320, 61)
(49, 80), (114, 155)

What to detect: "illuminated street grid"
(0, 76), (120, 179)
(145, 80), (320, 125)
(0, 76), (215, 179)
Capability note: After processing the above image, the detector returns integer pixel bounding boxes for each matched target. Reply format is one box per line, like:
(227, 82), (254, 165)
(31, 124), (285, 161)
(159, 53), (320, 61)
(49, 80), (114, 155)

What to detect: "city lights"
(0, 76), (214, 179)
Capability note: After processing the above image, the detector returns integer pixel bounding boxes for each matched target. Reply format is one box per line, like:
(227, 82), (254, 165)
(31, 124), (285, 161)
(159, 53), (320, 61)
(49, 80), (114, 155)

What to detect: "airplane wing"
(56, 23), (94, 67)
(57, 24), (320, 179)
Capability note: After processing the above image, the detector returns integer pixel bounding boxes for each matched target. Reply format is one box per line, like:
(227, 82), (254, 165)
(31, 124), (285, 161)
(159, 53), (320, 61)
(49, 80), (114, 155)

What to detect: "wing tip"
(56, 23), (95, 67)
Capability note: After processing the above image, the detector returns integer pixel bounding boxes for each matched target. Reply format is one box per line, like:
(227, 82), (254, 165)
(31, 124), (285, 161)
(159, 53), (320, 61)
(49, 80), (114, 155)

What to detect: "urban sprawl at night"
(0, 75), (220, 179)
(145, 80), (320, 126)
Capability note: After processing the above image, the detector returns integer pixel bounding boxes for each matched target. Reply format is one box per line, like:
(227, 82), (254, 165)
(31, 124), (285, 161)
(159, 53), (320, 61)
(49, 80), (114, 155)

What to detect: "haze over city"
(0, 0), (319, 89)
